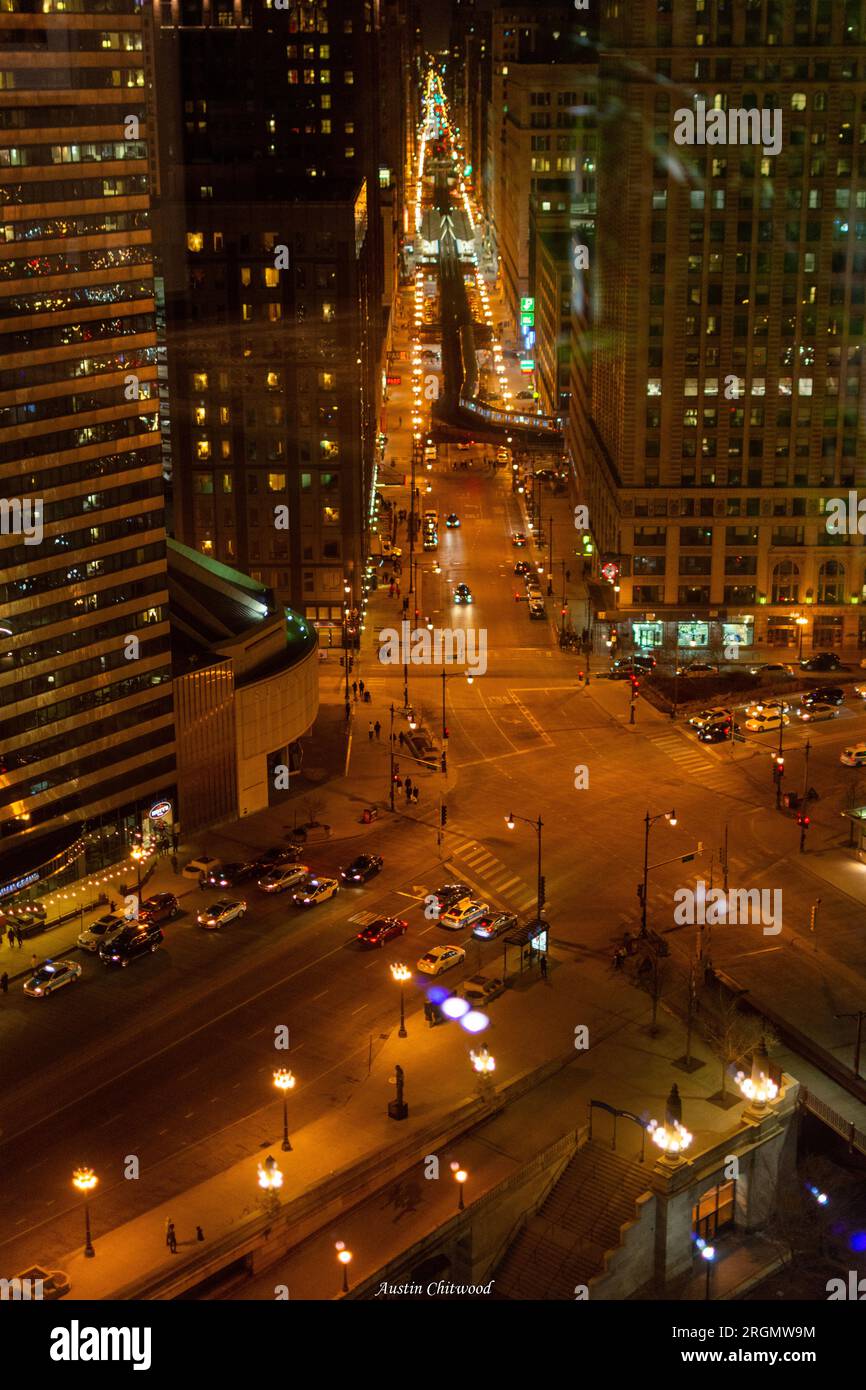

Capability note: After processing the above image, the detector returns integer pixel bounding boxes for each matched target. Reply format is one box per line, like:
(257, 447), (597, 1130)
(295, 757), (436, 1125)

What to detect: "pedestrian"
(359, 679), (365, 697)
(368, 721), (374, 741)
(404, 775), (413, 798)
(352, 680), (358, 699)
(396, 583), (401, 598)
(167, 1221), (177, 1254)
(394, 776), (403, 794)
(412, 786), (420, 804)
(540, 953), (548, 981)
(109, 899), (117, 912)
(399, 731), (405, 749)
(374, 720), (381, 740)
(389, 581), (395, 599)
(15, 926), (22, 949)
(6, 928), (13, 950)
(196, 1225), (205, 1243)
(0, 972), (7, 995)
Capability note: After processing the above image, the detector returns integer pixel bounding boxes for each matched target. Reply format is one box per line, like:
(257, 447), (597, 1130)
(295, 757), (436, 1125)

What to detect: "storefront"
(812, 614), (844, 649)
(630, 617), (753, 652)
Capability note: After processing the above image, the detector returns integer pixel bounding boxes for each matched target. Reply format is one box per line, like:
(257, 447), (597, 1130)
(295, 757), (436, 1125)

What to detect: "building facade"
(0, 0), (175, 894)
(575, 0), (866, 656)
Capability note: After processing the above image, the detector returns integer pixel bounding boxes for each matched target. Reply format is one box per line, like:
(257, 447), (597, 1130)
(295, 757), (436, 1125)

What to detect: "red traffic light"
(798, 813), (810, 827)
(775, 755), (785, 769)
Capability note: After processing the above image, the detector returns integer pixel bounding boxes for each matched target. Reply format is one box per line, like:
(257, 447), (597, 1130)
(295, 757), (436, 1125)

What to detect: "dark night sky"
(423, 0), (495, 53)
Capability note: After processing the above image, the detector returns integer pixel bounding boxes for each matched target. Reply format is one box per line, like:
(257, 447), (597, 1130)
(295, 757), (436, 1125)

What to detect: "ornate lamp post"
(390, 963), (412, 1038)
(273, 1067), (296, 1152)
(336, 1242), (353, 1294)
(72, 1166), (98, 1258)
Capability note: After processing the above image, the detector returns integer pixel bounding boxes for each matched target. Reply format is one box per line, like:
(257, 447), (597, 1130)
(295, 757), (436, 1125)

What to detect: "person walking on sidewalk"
(6, 928), (13, 950)
(166, 1221), (177, 1254)
(368, 721), (374, 741)
(398, 731), (405, 749)
(196, 1225), (205, 1243)
(540, 953), (548, 982)
(404, 776), (413, 802)
(352, 680), (358, 700)
(412, 786), (420, 804)
(0, 972), (7, 995)
(359, 679), (365, 698)
(15, 926), (22, 949)
(374, 720), (381, 740)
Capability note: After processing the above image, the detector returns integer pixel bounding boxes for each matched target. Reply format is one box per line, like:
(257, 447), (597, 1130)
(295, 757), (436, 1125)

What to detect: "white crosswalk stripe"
(490, 874), (521, 893)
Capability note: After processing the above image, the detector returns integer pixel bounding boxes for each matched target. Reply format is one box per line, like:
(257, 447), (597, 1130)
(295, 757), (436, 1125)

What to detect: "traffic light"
(440, 805), (447, 827)
(775, 755), (785, 771)
(630, 674), (640, 692)
(797, 813), (810, 828)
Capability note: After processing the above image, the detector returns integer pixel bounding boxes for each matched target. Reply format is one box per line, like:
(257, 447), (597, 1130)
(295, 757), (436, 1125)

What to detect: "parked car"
(356, 916), (408, 948)
(472, 911), (517, 941)
(340, 854), (383, 884)
(257, 863), (309, 894)
(750, 662), (795, 678)
(138, 892), (179, 926)
(196, 899), (247, 930)
(292, 875), (339, 907)
(99, 921), (163, 968)
(77, 911), (127, 953)
(23, 959), (82, 998)
(610, 658), (655, 680)
(204, 861), (258, 889)
(439, 898), (490, 931)
(417, 944), (466, 977)
(676, 662), (719, 676)
(801, 652), (845, 672)
(840, 743), (866, 767)
(182, 856), (222, 881)
(461, 975), (506, 1006)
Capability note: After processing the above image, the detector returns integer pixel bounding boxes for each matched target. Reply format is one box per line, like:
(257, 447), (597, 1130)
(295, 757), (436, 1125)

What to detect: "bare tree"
(701, 989), (778, 1100)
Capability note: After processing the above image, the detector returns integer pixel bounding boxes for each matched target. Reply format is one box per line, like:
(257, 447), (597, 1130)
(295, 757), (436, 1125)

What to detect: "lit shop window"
(323, 504), (340, 525)
(187, 232), (204, 252)
(196, 440), (211, 461)
(194, 406), (207, 425)
(263, 267), (279, 287)
(267, 473), (287, 492)
(193, 372), (208, 391)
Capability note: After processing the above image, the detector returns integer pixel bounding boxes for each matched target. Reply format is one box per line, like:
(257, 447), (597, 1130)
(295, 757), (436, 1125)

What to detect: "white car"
(23, 959), (82, 998)
(439, 897), (490, 931)
(797, 703), (840, 723)
(688, 706), (732, 730)
(183, 856), (222, 881)
(196, 899), (247, 929)
(841, 743), (866, 767)
(77, 911), (127, 952)
(417, 944), (466, 976)
(257, 863), (309, 893)
(743, 699), (789, 720)
(744, 711), (790, 733)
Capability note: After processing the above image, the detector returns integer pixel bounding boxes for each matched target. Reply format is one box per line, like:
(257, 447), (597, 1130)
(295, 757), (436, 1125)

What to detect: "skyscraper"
(574, 0), (866, 658)
(153, 0), (391, 635)
(0, 0), (175, 891)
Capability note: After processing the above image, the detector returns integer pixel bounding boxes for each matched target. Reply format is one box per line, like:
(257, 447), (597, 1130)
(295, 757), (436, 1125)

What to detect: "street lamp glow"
(647, 1117), (693, 1154)
(390, 963), (411, 985)
(273, 1067), (295, 1095)
(257, 1155), (284, 1191)
(470, 1045), (495, 1074)
(73, 1166), (98, 1195)
(505, 813), (515, 829)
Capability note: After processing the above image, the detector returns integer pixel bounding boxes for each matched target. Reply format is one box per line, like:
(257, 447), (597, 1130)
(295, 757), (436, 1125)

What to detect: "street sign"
(386, 375), (402, 385)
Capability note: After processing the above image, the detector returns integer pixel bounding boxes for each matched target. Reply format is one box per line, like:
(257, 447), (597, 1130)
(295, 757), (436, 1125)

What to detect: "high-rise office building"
(575, 0), (866, 657)
(153, 0), (391, 634)
(0, 0), (175, 893)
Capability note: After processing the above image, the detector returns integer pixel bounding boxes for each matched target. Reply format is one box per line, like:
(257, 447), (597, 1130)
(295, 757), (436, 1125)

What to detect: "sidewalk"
(47, 944), (776, 1301)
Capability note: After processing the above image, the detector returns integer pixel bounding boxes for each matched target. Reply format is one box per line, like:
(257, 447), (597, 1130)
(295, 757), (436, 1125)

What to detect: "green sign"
(520, 297), (535, 313)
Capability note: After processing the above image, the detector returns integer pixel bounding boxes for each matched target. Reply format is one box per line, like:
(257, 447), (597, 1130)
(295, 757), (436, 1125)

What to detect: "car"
(632, 654), (657, 671)
(461, 974), (506, 1006)
(256, 844), (302, 871)
(257, 863), (310, 893)
(802, 686), (845, 707)
(853, 684), (866, 700)
(697, 721), (732, 744)
(472, 911), (517, 941)
(511, 532), (528, 548)
(196, 898), (247, 929)
(743, 711), (790, 733)
(292, 875), (339, 907)
(801, 652), (845, 672)
(182, 855), (222, 881)
(23, 959), (82, 998)
(609, 658), (651, 681)
(743, 698), (790, 719)
(98, 921), (163, 968)
(750, 662), (795, 677)
(516, 389), (534, 400)
(528, 597), (546, 619)
(77, 911), (127, 953)
(417, 944), (466, 976)
(453, 583), (473, 605)
(445, 513), (460, 528)
(514, 560), (532, 577)
(138, 892), (179, 926)
(439, 897), (490, 931)
(688, 707), (733, 730)
(798, 702), (840, 723)
(204, 860), (258, 889)
(356, 915), (408, 948)
(340, 854), (383, 884)
(430, 883), (471, 917)
(676, 661), (718, 676)
(841, 743), (866, 767)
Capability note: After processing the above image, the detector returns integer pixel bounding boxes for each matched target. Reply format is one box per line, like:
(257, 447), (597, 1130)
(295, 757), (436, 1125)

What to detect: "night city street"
(1, 0), (866, 1368)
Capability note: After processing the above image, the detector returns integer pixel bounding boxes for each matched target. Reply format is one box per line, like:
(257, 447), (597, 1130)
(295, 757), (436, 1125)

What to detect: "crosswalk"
(644, 728), (739, 791)
(444, 836), (538, 915)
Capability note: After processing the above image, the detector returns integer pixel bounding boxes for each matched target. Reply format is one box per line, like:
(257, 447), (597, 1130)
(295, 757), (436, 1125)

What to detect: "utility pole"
(810, 897), (821, 952)
(389, 703), (396, 813)
(723, 822), (729, 893)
